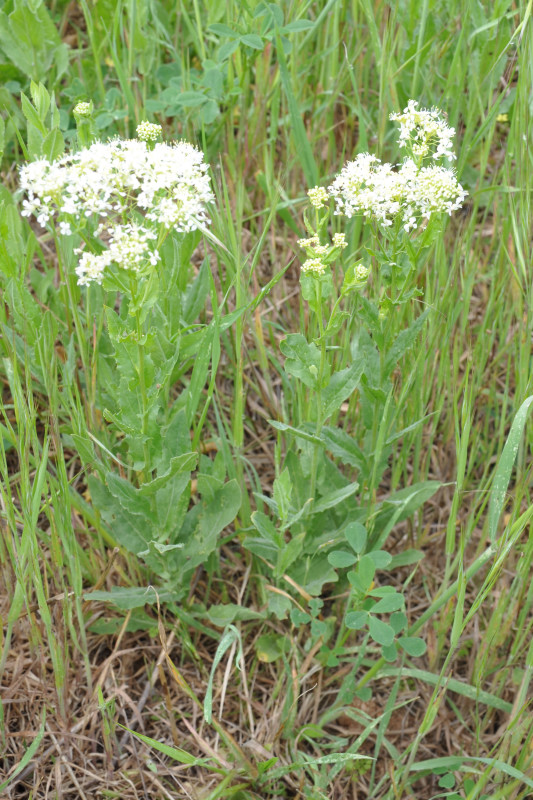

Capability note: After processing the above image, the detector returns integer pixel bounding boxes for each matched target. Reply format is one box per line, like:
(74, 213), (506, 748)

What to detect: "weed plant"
(0, 1), (532, 799)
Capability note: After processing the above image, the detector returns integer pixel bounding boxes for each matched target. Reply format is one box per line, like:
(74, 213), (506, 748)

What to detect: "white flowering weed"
(19, 136), (213, 285)
(329, 100), (466, 232)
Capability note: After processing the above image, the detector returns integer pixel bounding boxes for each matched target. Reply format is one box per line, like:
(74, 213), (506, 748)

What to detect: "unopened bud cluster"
(136, 120), (163, 142)
(73, 101), (92, 117)
(298, 230), (347, 276)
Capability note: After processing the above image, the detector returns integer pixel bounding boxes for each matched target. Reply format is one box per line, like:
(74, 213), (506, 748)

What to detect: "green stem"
(309, 282), (327, 505)
(134, 305), (151, 483)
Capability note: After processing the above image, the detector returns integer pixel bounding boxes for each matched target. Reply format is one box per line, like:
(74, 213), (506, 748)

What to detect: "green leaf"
(384, 310), (429, 377)
(183, 257), (210, 323)
(382, 642), (399, 662)
(251, 510), (280, 543)
(84, 586), (176, 609)
(273, 467), (292, 521)
(312, 483), (358, 514)
(398, 636), (427, 657)
(275, 32), (317, 186)
(321, 358), (364, 419)
(137, 453), (197, 496)
(255, 633), (288, 663)
(106, 472), (152, 517)
(0, 3), (68, 84)
(367, 550), (392, 569)
(41, 128), (64, 161)
(487, 395), (533, 542)
(371, 593), (405, 614)
(280, 333), (322, 389)
(320, 426), (366, 470)
(345, 610), (368, 629)
(345, 522), (367, 553)
(206, 603), (265, 627)
(208, 23), (238, 37)
(268, 420), (323, 445)
(88, 476), (151, 555)
(116, 726), (210, 768)
(218, 39), (240, 60)
(369, 616), (395, 646)
(388, 549), (424, 568)
(357, 554), (376, 592)
(177, 91), (206, 107)
(282, 19), (315, 32)
(390, 611), (408, 634)
(240, 33), (264, 49)
(328, 550), (358, 568)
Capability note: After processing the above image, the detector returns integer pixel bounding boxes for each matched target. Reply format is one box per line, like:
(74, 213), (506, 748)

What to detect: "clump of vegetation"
(0, 2), (532, 799)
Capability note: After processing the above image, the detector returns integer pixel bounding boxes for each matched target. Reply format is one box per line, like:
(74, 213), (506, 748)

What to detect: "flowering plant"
(246, 101), (466, 664)
(16, 111), (241, 596)
(19, 127), (213, 288)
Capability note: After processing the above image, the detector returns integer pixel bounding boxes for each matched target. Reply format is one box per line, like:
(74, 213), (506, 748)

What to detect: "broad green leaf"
(183, 257), (210, 323)
(137, 452), (197, 496)
(255, 634), (288, 663)
(345, 522), (367, 553)
(390, 611), (408, 633)
(320, 426), (366, 470)
(240, 33), (264, 49)
(345, 611), (368, 629)
(251, 510), (280, 543)
(206, 603), (265, 627)
(369, 616), (395, 646)
(384, 310), (429, 377)
(321, 358), (364, 419)
(372, 593), (405, 614)
(280, 333), (322, 389)
(398, 636), (427, 657)
(328, 550), (358, 568)
(88, 476), (150, 554)
(106, 472), (152, 517)
(367, 550), (392, 569)
(84, 586), (176, 609)
(312, 482), (359, 514)
(42, 128), (64, 161)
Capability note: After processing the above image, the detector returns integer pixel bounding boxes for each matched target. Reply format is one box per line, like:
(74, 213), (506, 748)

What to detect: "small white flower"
(59, 221), (72, 235)
(390, 100), (456, 162)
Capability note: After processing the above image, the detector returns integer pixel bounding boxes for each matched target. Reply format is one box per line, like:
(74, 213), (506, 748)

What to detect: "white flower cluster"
(329, 154), (466, 231)
(389, 100), (456, 161)
(328, 102), (466, 233)
(19, 137), (213, 285)
(75, 224), (159, 286)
